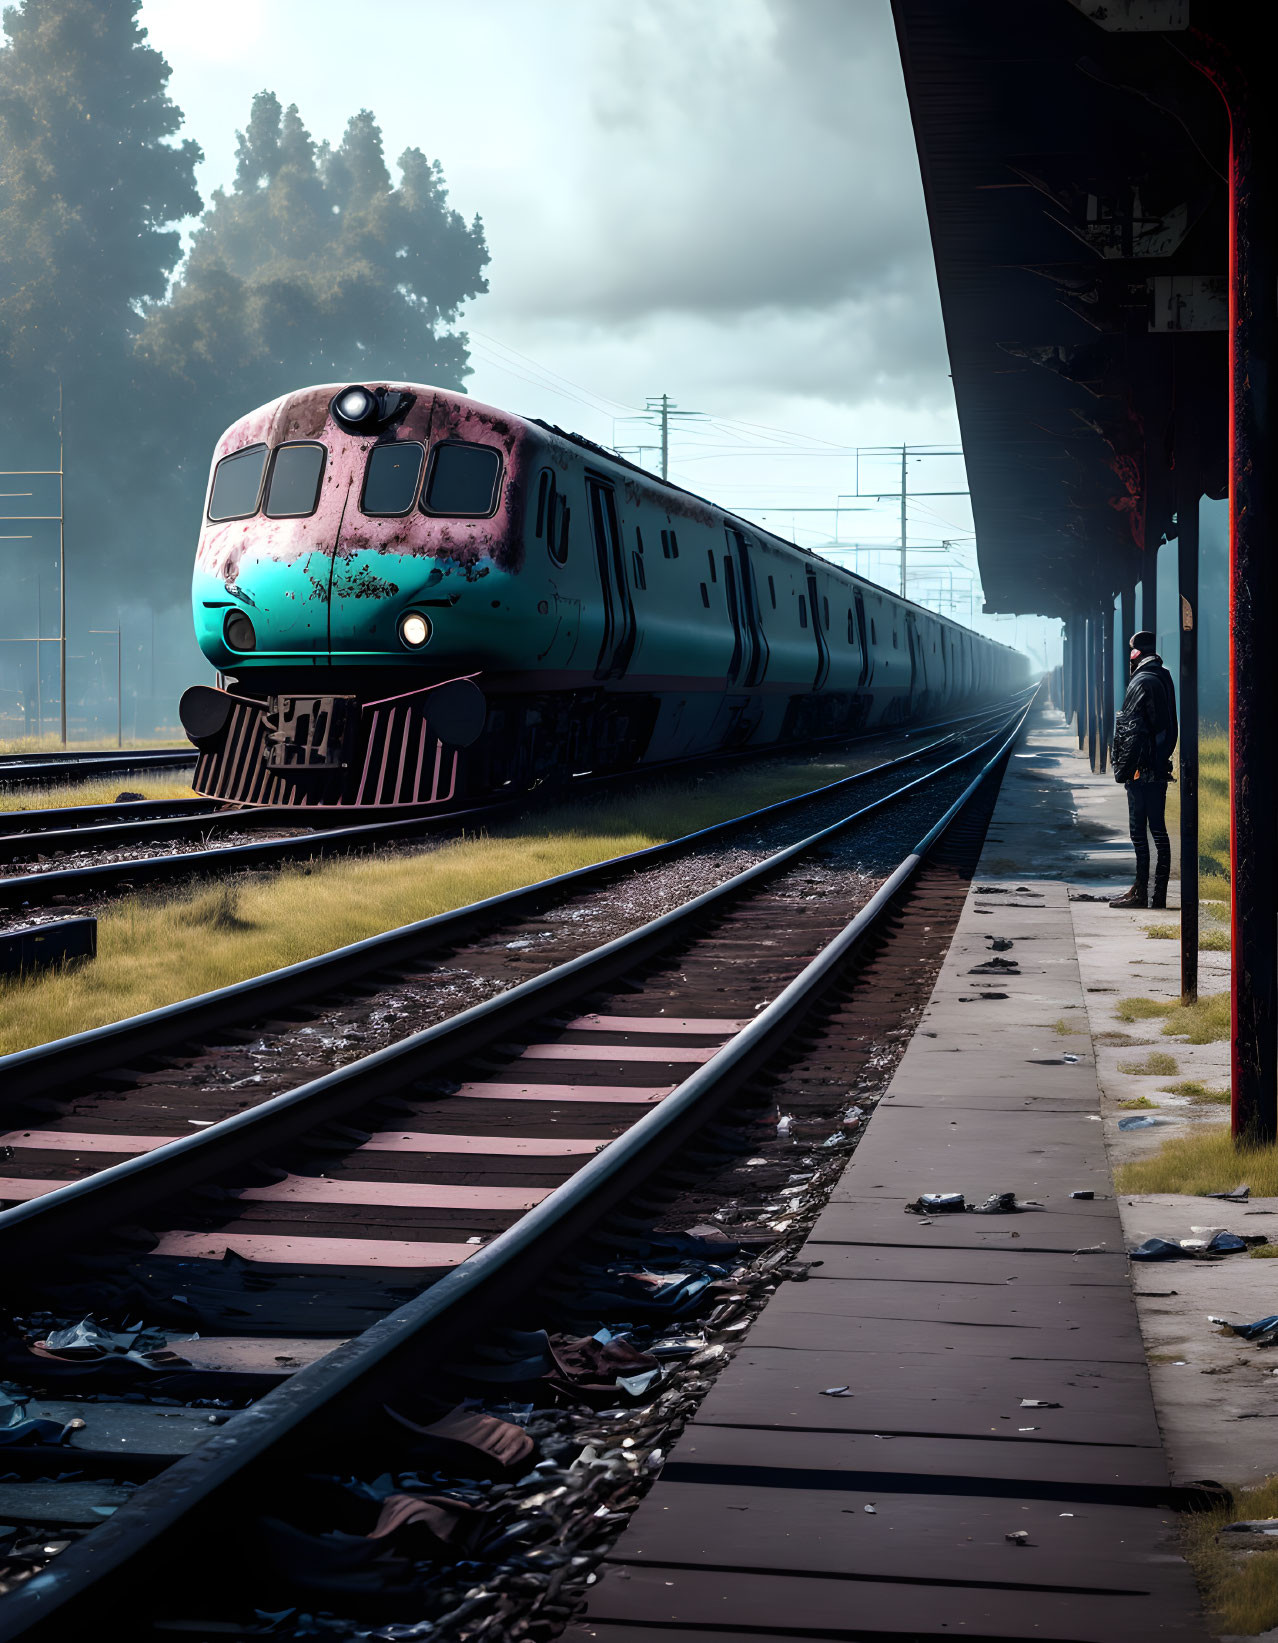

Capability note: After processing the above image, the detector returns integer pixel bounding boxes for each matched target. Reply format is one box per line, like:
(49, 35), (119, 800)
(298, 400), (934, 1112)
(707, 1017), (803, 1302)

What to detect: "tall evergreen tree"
(0, 0), (201, 380)
(141, 92), (489, 410)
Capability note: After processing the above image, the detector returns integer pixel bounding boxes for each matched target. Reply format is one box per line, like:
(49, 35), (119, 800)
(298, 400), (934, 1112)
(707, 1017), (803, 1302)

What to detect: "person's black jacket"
(1112, 653), (1178, 784)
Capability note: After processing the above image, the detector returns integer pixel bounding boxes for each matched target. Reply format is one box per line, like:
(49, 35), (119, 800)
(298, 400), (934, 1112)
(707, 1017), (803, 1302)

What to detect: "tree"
(140, 92), (489, 416)
(0, 0), (201, 381)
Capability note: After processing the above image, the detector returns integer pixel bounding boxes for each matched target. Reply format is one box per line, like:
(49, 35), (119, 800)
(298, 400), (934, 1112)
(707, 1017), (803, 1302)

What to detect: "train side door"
(805, 570), (830, 690)
(724, 528), (769, 687)
(586, 477), (637, 680)
(854, 591), (872, 687)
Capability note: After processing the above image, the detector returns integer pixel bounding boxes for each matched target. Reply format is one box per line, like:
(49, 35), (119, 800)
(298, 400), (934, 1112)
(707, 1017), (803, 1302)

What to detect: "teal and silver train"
(178, 382), (1024, 808)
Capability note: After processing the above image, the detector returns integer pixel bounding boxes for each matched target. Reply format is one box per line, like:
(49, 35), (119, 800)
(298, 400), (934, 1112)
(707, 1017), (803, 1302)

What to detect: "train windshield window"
(423, 442), (502, 516)
(265, 442), (326, 518)
(208, 445), (267, 521)
(362, 442), (425, 516)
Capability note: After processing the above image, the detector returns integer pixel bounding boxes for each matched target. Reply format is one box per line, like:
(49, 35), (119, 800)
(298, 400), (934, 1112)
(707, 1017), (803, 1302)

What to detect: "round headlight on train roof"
(331, 385), (379, 432)
(398, 612), (432, 649)
(223, 609), (256, 651)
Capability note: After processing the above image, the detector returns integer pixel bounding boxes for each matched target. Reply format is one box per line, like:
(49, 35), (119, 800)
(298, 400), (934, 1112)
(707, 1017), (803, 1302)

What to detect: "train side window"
(707, 550), (717, 583)
(632, 550), (647, 590)
(871, 618), (877, 644)
(893, 627), (899, 648)
(700, 582), (710, 608)
(767, 575), (776, 608)
(535, 470), (550, 537)
(208, 444), (268, 521)
(636, 527), (645, 555)
(822, 595), (830, 629)
(670, 530), (679, 558)
(847, 608), (855, 644)
(799, 595), (808, 629)
(361, 441), (426, 516)
(264, 441), (326, 519)
(549, 495), (569, 566)
(422, 441), (502, 517)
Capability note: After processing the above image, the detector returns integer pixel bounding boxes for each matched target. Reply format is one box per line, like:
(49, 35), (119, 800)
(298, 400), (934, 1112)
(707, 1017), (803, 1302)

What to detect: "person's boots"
(1110, 882), (1149, 909)
(1151, 878), (1169, 910)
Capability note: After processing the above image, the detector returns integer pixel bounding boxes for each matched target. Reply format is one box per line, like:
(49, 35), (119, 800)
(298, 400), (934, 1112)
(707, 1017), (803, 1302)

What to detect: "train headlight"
(223, 610), (257, 651)
(398, 612), (432, 649)
(331, 385), (379, 432)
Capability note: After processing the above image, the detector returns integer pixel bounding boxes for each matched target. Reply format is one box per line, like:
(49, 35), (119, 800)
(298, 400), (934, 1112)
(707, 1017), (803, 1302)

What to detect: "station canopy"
(892, 0), (1228, 616)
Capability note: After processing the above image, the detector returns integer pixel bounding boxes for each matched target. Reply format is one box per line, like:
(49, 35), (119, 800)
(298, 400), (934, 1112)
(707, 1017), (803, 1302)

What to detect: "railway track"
(0, 700), (1028, 917)
(0, 749), (196, 790)
(0, 697), (1029, 1639)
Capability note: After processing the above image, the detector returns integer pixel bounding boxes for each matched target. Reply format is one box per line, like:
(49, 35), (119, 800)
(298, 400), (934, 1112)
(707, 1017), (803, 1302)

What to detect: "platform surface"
(573, 702), (1208, 1643)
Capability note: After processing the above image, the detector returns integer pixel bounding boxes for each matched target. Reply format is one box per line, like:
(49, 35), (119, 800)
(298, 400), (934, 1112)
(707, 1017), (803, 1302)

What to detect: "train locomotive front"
(181, 381), (1024, 807)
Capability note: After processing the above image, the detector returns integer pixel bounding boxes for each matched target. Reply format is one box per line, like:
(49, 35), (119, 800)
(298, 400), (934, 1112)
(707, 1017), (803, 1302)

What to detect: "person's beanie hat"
(1129, 630), (1156, 653)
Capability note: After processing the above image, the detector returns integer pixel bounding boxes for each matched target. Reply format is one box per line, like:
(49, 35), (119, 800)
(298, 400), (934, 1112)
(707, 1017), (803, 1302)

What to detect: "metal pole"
(660, 394), (669, 482)
(1097, 594), (1103, 772)
(115, 627), (122, 750)
(1179, 483), (1199, 1003)
(1062, 621), (1073, 723)
(58, 378), (66, 748)
(1087, 614), (1098, 771)
(1075, 613), (1087, 750)
(1142, 550), (1159, 653)
(1226, 85), (1278, 1144)
(900, 445), (908, 598)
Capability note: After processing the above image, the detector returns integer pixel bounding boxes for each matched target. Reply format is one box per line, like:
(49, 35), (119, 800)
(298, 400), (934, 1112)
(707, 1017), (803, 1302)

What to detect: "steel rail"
(0, 702), (1032, 1641)
(0, 712), (1020, 1259)
(0, 750), (196, 787)
(0, 797), (218, 838)
(0, 704), (1020, 1105)
(0, 696), (1031, 907)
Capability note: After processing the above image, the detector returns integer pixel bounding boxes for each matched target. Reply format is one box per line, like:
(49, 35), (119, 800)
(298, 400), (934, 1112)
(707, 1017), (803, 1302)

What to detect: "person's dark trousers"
(1126, 779), (1170, 900)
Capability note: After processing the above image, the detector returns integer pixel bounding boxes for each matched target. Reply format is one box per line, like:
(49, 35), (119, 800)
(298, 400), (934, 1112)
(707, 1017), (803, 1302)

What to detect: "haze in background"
(3, 0), (1068, 743)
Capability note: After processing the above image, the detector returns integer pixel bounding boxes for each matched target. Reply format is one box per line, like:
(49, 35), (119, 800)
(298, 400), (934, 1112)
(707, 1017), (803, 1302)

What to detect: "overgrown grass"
(1183, 1474), (1278, 1636)
(1167, 727), (1229, 900)
(0, 732), (185, 755)
(0, 754), (868, 1054)
(1119, 1095), (1158, 1109)
(1145, 920), (1231, 950)
(1115, 1129), (1275, 1196)
(1161, 1080), (1230, 1105)
(1117, 1050), (1180, 1076)
(0, 770), (196, 813)
(1050, 1018), (1083, 1036)
(1117, 992), (1230, 1043)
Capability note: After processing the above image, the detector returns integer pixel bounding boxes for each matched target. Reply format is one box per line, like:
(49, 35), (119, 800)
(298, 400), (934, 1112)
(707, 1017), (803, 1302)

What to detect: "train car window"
(822, 596), (830, 629)
(361, 441), (425, 516)
(700, 583), (710, 608)
(871, 618), (877, 644)
(264, 442), (326, 519)
(670, 530), (680, 558)
(847, 608), (855, 644)
(632, 550), (646, 590)
(552, 500), (570, 565)
(208, 444), (267, 521)
(892, 627), (899, 648)
(707, 550), (717, 583)
(660, 530), (670, 558)
(798, 595), (808, 629)
(767, 575), (776, 608)
(422, 441), (502, 516)
(635, 527), (645, 554)
(535, 470), (550, 537)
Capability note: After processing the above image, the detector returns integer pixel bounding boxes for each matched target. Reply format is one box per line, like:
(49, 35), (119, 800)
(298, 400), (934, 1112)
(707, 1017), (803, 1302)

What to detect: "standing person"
(1110, 629), (1178, 910)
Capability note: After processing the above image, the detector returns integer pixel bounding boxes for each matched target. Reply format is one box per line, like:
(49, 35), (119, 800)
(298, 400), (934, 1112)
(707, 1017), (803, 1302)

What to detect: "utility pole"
(58, 379), (66, 747)
(900, 445), (908, 597)
(641, 395), (706, 481)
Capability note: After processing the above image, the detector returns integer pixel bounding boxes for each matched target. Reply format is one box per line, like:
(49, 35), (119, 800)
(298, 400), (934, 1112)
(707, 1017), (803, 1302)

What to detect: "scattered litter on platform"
(1206, 1185), (1251, 1202)
(1006, 1530), (1030, 1544)
(1070, 1190), (1095, 1200)
(1222, 1520), (1278, 1535)
(969, 957), (1020, 975)
(863, 1504), (877, 1514)
(906, 1192), (966, 1214)
(906, 1191), (1025, 1215)
(1131, 1232), (1265, 1261)
(821, 1386), (853, 1397)
(1118, 1115), (1169, 1130)
(1020, 1399), (1061, 1408)
(1209, 1314), (1278, 1345)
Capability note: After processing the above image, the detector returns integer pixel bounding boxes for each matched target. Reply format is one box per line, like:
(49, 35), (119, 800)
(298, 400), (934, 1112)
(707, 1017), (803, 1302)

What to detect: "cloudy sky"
(140, 0), (1055, 662)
